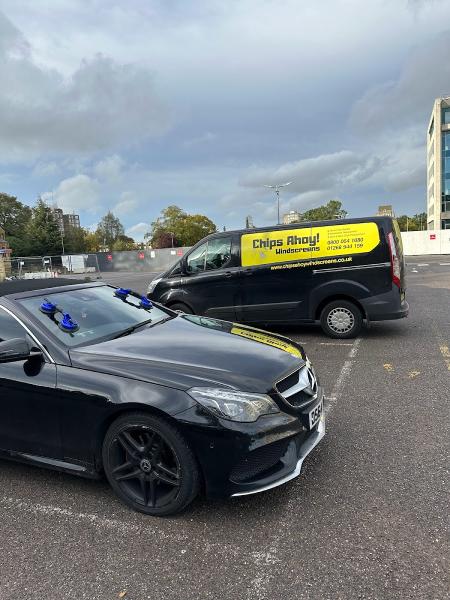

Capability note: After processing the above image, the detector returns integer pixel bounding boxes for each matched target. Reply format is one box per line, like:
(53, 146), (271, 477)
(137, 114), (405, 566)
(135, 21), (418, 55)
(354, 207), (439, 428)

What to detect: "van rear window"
(391, 219), (404, 258)
(241, 222), (380, 267)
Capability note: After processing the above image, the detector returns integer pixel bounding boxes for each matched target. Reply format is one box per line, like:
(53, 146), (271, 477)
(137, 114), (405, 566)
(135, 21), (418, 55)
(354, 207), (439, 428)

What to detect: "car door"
(181, 235), (241, 321)
(0, 306), (62, 459)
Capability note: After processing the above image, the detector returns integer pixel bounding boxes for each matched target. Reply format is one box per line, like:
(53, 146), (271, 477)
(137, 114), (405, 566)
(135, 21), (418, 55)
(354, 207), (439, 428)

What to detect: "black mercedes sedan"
(0, 279), (325, 516)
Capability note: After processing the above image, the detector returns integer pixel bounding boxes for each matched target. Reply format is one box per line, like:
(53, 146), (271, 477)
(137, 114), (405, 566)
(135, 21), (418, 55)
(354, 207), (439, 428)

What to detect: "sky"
(0, 0), (450, 240)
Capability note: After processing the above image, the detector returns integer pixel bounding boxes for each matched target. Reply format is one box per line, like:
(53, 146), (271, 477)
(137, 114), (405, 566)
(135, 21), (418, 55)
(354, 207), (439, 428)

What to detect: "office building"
(427, 96), (450, 229)
(51, 208), (81, 234)
(283, 210), (302, 224)
(63, 213), (81, 230)
(376, 205), (394, 217)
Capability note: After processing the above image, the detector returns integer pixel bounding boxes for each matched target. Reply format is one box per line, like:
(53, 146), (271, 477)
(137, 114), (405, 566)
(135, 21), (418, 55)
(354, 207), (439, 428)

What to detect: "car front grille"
(229, 438), (290, 483)
(276, 364), (318, 409)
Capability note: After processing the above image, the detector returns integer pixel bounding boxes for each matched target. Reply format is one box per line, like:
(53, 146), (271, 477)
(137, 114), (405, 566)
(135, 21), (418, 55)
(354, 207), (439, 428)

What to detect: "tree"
(147, 205), (217, 247)
(151, 231), (179, 249)
(84, 230), (102, 253)
(396, 213), (426, 232)
(63, 226), (89, 254)
(96, 211), (125, 250)
(112, 235), (136, 251)
(0, 193), (32, 255)
(301, 200), (347, 222)
(25, 198), (63, 256)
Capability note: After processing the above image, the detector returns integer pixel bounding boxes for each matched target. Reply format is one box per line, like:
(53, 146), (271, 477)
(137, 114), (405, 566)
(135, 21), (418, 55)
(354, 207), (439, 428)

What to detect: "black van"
(147, 217), (408, 338)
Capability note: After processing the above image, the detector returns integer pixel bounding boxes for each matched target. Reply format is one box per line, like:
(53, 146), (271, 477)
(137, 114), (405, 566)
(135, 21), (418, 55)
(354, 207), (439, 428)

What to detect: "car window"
(186, 243), (207, 273)
(205, 237), (232, 271)
(18, 285), (171, 348)
(0, 308), (29, 343)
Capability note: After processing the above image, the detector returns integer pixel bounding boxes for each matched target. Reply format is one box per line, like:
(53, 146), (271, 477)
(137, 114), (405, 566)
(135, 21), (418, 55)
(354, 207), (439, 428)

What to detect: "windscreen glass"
(19, 286), (170, 347)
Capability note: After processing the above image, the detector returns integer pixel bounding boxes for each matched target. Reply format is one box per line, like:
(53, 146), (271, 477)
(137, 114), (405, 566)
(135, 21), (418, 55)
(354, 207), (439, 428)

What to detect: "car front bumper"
(231, 416), (325, 496)
(176, 390), (326, 499)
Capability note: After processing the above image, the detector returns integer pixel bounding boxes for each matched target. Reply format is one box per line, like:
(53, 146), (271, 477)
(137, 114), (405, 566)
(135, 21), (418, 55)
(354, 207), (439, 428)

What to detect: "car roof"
(0, 278), (93, 297)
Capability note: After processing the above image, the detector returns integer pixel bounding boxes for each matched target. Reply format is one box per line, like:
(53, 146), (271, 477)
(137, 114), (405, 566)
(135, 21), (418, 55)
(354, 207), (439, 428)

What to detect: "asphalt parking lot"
(1, 258), (449, 600)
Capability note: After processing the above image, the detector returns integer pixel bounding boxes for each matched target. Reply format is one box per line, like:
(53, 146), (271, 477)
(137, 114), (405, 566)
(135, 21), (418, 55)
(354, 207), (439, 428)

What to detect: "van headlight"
(147, 277), (162, 294)
(187, 387), (280, 422)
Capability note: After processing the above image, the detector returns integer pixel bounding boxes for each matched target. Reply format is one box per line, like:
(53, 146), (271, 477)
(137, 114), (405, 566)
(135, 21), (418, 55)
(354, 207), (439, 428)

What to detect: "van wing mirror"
(0, 338), (33, 363)
(180, 258), (189, 275)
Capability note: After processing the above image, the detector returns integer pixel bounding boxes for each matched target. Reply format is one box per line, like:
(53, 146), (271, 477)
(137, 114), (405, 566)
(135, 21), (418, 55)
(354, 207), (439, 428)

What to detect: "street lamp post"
(263, 182), (293, 225)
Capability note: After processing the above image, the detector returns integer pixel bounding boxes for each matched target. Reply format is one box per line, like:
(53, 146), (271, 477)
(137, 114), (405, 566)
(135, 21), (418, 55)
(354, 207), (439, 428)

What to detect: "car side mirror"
(0, 338), (33, 363)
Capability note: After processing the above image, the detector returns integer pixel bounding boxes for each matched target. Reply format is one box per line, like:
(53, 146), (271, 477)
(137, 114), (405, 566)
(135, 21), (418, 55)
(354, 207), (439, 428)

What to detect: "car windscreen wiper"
(113, 318), (154, 339)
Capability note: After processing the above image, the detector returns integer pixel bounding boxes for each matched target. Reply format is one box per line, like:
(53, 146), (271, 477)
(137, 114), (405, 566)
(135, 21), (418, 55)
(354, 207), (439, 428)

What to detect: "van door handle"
(224, 271), (233, 278)
(242, 269), (253, 276)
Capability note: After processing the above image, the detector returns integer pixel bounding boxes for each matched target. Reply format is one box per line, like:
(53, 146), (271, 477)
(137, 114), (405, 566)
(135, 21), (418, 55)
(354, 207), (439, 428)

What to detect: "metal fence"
(5, 254), (101, 280)
(96, 247), (191, 272)
(1, 247), (191, 282)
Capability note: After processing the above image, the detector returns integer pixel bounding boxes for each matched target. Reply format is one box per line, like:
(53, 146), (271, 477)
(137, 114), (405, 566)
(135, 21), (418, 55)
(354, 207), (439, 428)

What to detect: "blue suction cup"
(40, 300), (57, 315)
(140, 296), (153, 309)
(114, 288), (131, 299)
(59, 313), (79, 333)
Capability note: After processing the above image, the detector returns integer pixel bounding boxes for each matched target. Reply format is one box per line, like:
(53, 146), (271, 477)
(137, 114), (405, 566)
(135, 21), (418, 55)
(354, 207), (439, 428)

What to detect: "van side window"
(186, 243), (207, 273)
(205, 238), (232, 271)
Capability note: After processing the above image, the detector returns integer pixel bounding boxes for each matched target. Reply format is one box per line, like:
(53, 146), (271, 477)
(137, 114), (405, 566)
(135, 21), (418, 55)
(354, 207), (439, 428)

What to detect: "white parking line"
(325, 337), (362, 411)
(0, 495), (146, 533)
(417, 263), (429, 267)
(439, 263), (450, 266)
(319, 342), (352, 346)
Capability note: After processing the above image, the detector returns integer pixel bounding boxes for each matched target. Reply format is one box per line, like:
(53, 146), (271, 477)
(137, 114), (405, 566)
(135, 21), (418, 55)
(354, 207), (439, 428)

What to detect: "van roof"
(207, 216), (393, 239)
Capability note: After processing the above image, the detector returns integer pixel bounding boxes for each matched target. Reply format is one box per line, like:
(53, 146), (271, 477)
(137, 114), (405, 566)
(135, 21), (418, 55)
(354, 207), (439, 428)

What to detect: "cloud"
(113, 191), (138, 216)
(32, 161), (60, 178)
(350, 31), (450, 133)
(126, 222), (149, 241)
(183, 132), (217, 147)
(43, 174), (100, 213)
(94, 155), (125, 182)
(0, 12), (170, 161)
(240, 151), (381, 195)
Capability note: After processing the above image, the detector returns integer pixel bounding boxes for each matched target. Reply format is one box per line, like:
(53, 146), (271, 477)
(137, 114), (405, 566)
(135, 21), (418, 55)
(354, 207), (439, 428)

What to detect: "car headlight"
(187, 387), (280, 422)
(147, 277), (162, 294)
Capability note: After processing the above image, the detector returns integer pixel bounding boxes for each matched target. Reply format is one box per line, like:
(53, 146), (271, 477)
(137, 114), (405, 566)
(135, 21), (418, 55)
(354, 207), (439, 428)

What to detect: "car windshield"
(18, 285), (171, 348)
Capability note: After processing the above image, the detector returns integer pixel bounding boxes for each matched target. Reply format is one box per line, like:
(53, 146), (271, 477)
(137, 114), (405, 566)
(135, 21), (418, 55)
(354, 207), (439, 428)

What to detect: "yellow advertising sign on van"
(241, 222), (380, 267)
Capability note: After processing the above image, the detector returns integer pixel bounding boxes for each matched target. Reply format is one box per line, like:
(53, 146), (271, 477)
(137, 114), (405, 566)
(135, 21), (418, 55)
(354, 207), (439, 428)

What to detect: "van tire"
(169, 302), (193, 314)
(320, 300), (362, 339)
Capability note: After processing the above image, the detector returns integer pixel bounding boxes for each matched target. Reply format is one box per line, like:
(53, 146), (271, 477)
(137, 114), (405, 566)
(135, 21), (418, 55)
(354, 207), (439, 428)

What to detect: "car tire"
(102, 412), (200, 516)
(320, 300), (363, 339)
(169, 302), (193, 314)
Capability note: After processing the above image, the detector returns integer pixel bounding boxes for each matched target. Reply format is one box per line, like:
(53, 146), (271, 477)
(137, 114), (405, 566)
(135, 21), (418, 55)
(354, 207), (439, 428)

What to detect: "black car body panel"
(148, 216), (409, 326)
(0, 280), (325, 501)
(69, 314), (304, 392)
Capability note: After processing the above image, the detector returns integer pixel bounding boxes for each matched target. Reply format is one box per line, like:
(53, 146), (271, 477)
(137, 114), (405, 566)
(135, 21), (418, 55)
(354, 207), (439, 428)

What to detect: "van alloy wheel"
(327, 307), (355, 334)
(320, 300), (362, 339)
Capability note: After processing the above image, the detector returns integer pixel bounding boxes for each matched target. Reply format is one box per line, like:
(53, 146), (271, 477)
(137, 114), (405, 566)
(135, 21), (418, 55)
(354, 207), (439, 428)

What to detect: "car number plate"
(308, 399), (323, 429)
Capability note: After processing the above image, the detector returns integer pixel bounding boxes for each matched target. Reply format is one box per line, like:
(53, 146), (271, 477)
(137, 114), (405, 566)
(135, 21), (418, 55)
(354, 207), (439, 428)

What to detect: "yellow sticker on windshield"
(231, 326), (302, 358)
(241, 222), (380, 267)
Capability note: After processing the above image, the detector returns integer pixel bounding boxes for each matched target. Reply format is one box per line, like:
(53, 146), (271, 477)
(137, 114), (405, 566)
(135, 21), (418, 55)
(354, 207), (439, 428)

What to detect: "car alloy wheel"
(103, 413), (200, 516)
